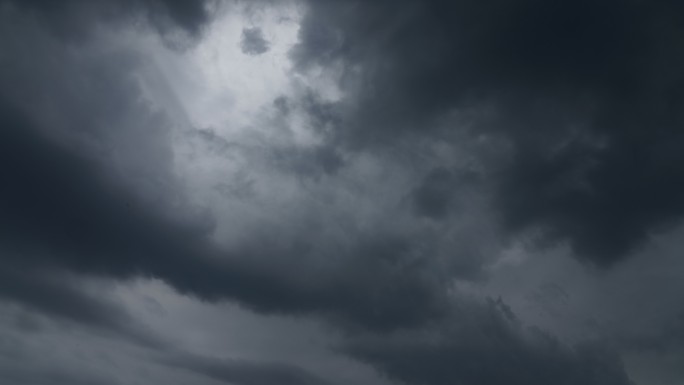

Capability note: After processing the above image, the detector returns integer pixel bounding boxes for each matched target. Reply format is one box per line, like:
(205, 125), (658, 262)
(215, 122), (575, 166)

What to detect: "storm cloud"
(1, 1), (684, 385)
(293, 0), (684, 266)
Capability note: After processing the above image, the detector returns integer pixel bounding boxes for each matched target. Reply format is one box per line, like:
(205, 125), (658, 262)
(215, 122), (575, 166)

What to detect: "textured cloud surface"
(1, 0), (683, 384)
(293, 0), (684, 266)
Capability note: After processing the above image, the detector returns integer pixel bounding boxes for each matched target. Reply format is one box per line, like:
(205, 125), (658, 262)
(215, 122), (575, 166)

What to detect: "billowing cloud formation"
(2, 1), (684, 385)
(0, 4), (452, 336)
(343, 300), (634, 385)
(293, 0), (684, 266)
(0, 0), (210, 36)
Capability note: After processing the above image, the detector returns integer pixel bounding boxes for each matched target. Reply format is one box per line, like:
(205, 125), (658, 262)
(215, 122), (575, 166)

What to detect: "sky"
(1, 0), (684, 384)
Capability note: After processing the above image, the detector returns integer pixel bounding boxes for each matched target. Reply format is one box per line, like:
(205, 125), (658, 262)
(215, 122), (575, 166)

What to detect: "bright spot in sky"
(162, 3), (303, 132)
(130, 2), (346, 245)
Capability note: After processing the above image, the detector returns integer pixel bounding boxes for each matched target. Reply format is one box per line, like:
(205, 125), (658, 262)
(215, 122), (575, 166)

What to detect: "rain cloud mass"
(1, 0), (684, 384)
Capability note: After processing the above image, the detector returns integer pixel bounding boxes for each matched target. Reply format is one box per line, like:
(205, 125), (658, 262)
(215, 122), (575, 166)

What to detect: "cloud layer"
(293, 0), (684, 265)
(1, 1), (684, 384)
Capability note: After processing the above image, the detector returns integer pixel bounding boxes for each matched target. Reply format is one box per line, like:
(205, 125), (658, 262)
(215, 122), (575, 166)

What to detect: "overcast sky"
(2, 0), (684, 384)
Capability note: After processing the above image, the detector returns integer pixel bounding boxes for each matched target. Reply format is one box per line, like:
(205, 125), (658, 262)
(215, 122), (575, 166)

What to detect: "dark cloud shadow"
(292, 0), (684, 267)
(241, 27), (270, 55)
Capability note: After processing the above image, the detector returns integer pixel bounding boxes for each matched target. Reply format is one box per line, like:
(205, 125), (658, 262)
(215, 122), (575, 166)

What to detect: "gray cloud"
(3, 1), (683, 384)
(164, 353), (330, 385)
(0, 364), (121, 385)
(342, 299), (634, 385)
(292, 0), (684, 266)
(0, 8), (449, 332)
(0, 96), (449, 331)
(0, 265), (163, 348)
(241, 27), (270, 55)
(0, 0), (211, 38)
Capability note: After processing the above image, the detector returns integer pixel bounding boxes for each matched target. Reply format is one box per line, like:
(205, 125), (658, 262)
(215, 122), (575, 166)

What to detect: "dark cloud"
(410, 167), (480, 220)
(268, 144), (345, 180)
(343, 299), (634, 385)
(0, 0), (210, 37)
(0, 102), (207, 277)
(0, 100), (446, 331)
(0, 1), (676, 384)
(0, 265), (163, 348)
(164, 353), (330, 385)
(241, 27), (270, 55)
(293, 0), (684, 266)
(0, 364), (120, 385)
(411, 168), (457, 220)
